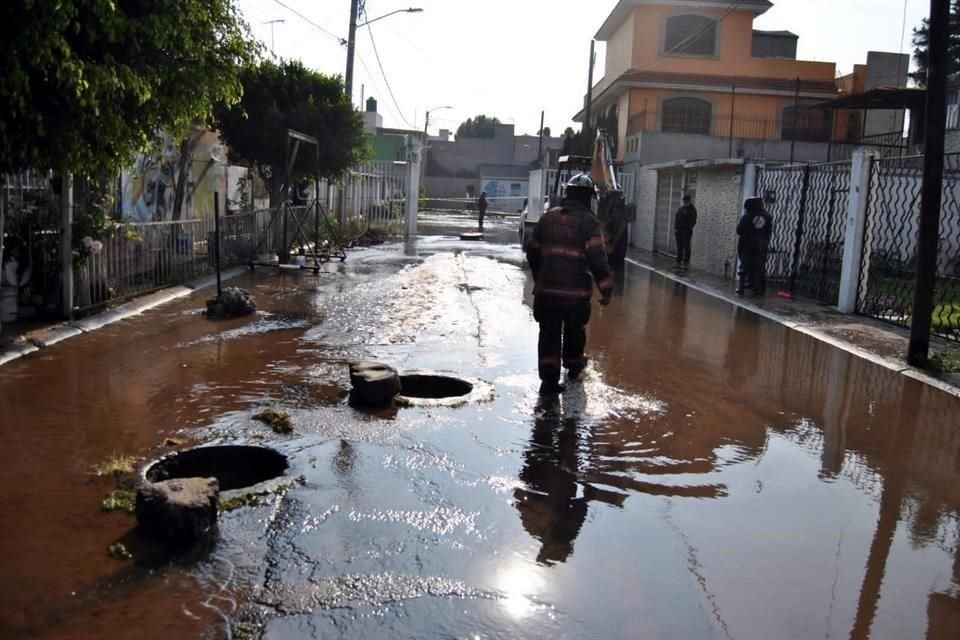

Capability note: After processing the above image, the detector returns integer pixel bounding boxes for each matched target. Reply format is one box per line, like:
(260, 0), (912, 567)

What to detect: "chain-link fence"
(756, 160), (852, 305)
(856, 154), (960, 341)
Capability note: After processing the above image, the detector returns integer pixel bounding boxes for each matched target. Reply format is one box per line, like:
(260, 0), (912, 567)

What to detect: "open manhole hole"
(395, 372), (491, 407)
(145, 445), (289, 492)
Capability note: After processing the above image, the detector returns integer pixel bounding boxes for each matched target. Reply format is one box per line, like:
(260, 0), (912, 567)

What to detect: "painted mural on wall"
(481, 178), (528, 212)
(122, 131), (244, 222)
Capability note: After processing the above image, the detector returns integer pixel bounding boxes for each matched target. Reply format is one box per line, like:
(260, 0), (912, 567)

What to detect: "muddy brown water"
(1, 220), (959, 639)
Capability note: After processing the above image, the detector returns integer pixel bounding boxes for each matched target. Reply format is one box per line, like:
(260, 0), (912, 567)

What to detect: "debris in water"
(107, 542), (133, 561)
(163, 437), (186, 448)
(252, 409), (294, 434)
(220, 493), (261, 512)
(206, 287), (257, 319)
(92, 453), (141, 478)
(102, 489), (137, 513)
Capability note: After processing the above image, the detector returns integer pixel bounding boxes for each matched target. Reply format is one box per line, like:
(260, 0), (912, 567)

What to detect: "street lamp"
(261, 19), (286, 56)
(344, 6), (423, 100)
(424, 105), (453, 138)
(358, 7), (423, 28)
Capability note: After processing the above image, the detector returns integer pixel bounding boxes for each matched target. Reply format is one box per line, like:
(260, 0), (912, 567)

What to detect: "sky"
(235, 0), (931, 138)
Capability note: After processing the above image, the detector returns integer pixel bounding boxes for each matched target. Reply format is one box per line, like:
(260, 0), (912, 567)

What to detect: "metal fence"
(73, 209), (278, 313)
(756, 160), (852, 305)
(856, 153), (960, 341)
(339, 161), (407, 233)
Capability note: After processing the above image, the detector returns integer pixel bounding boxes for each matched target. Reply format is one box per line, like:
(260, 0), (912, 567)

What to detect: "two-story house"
(576, 0), (842, 165)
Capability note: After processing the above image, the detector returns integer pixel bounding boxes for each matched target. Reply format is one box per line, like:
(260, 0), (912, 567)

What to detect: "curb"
(0, 266), (248, 368)
(625, 257), (960, 400)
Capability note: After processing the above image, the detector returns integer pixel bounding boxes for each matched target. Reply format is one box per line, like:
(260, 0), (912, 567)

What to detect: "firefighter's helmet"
(565, 173), (596, 193)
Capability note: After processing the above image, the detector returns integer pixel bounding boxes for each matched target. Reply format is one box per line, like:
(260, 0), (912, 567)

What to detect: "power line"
(366, 22), (415, 129)
(269, 0), (346, 45)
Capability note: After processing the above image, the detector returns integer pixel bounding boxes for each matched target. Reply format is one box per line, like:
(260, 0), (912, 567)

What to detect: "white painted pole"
(61, 173), (74, 319)
(837, 150), (875, 313)
(405, 154), (420, 238)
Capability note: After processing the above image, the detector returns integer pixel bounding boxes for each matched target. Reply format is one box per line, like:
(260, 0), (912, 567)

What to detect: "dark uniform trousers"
(534, 299), (591, 383)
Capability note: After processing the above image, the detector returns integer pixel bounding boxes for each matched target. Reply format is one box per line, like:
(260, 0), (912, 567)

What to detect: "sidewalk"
(625, 248), (960, 398)
(0, 267), (247, 368)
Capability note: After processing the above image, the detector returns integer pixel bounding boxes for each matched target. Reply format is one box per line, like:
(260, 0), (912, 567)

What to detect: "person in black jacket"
(674, 195), (697, 268)
(524, 174), (613, 395)
(477, 192), (488, 230)
(736, 196), (773, 296)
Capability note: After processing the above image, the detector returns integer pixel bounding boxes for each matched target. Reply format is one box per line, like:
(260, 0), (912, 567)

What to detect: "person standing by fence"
(674, 195), (697, 269)
(736, 196), (773, 296)
(477, 192), (488, 231)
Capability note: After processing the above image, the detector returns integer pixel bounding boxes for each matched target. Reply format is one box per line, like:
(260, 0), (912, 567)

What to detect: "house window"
(781, 106), (832, 142)
(663, 15), (718, 57)
(661, 98), (713, 135)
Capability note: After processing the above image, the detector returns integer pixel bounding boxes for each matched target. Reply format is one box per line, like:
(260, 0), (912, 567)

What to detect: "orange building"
(577, 0), (845, 163)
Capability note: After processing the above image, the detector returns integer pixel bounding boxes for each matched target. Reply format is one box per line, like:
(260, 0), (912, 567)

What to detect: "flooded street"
(1, 217), (959, 639)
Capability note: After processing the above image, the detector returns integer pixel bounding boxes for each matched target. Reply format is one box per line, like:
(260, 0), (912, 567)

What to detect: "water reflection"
(515, 396), (596, 566)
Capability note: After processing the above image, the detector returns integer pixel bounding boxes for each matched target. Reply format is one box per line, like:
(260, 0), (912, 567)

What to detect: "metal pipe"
(214, 192), (222, 298)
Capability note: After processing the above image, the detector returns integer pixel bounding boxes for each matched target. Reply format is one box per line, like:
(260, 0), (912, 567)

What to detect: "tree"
(538, 127), (552, 138)
(457, 115), (501, 139)
(215, 59), (369, 207)
(0, 0), (258, 177)
(911, 0), (960, 86)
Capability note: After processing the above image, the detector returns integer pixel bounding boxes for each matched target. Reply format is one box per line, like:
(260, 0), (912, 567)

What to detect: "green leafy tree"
(456, 115), (501, 139)
(215, 59), (369, 207)
(911, 0), (960, 86)
(0, 0), (258, 177)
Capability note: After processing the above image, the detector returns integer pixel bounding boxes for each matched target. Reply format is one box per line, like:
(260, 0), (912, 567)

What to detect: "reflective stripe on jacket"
(524, 200), (613, 306)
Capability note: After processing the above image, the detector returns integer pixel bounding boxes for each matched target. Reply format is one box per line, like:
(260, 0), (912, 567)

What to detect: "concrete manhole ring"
(394, 371), (493, 408)
(143, 445), (290, 495)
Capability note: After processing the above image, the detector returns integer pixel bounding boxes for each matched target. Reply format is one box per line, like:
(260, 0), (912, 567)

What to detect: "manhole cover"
(145, 445), (289, 491)
(395, 373), (492, 407)
(399, 374), (473, 399)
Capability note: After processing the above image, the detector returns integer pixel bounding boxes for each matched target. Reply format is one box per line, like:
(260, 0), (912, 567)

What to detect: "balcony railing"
(627, 109), (910, 151)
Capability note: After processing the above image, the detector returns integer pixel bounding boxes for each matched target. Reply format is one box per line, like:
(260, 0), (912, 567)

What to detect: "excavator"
(522, 131), (634, 265)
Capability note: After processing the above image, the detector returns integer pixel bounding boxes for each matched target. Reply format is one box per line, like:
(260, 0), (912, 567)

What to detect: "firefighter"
(736, 196), (773, 296)
(524, 174), (613, 395)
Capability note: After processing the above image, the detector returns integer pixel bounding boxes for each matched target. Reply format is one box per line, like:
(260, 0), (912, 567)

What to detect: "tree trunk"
(172, 129), (202, 221)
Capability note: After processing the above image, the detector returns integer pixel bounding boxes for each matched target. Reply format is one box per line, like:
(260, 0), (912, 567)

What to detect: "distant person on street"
(674, 194), (697, 269)
(736, 196), (773, 296)
(524, 174), (613, 395)
(477, 192), (488, 230)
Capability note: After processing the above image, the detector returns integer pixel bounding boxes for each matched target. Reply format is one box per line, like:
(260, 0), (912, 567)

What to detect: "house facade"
(578, 0), (843, 164)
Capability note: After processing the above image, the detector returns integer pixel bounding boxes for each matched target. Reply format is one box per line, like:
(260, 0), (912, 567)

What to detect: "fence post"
(405, 153), (420, 238)
(788, 164), (811, 295)
(61, 173), (74, 319)
(837, 150), (875, 313)
(737, 162), (759, 281)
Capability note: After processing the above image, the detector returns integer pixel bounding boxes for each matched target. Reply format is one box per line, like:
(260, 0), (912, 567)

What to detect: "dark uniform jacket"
(675, 204), (698, 232)
(524, 200), (614, 307)
(736, 208), (774, 256)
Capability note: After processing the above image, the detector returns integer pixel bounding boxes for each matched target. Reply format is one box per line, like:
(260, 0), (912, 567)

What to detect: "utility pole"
(344, 0), (361, 102)
(584, 40), (596, 138)
(537, 110), (545, 167)
(907, 0), (950, 366)
(789, 77), (800, 164)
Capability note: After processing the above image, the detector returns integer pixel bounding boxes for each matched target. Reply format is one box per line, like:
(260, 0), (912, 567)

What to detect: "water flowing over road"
(1, 220), (959, 639)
